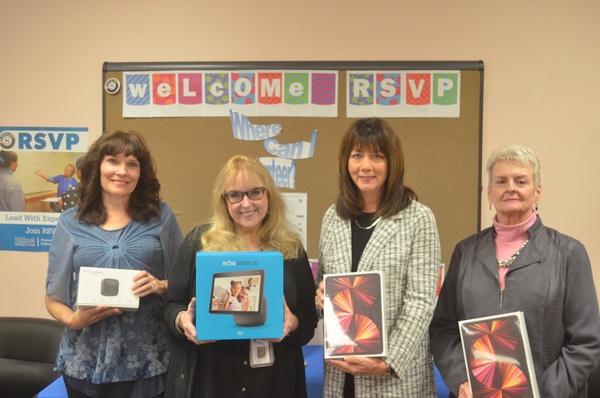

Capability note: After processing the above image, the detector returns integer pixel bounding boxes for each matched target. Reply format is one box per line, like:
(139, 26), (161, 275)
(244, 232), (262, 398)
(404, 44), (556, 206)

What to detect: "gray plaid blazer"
(318, 200), (441, 397)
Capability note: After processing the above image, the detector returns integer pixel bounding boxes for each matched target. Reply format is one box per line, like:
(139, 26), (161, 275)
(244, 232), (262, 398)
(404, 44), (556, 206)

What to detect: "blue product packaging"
(195, 251), (284, 340)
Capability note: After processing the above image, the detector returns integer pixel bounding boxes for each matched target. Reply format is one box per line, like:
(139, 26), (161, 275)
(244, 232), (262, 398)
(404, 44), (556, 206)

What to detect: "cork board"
(102, 61), (484, 266)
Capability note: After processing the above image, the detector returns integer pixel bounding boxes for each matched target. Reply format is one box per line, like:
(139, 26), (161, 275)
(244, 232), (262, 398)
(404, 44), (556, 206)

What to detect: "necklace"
(497, 237), (530, 268)
(355, 216), (381, 230)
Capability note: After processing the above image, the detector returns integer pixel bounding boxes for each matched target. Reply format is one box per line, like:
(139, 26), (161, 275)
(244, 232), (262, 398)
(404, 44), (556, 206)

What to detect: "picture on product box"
(459, 312), (539, 397)
(209, 269), (265, 314)
(100, 278), (119, 296)
(324, 271), (386, 358)
(196, 251), (283, 335)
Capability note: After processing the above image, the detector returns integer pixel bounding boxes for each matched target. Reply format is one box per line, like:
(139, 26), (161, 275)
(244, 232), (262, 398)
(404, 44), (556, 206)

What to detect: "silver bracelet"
(174, 311), (185, 334)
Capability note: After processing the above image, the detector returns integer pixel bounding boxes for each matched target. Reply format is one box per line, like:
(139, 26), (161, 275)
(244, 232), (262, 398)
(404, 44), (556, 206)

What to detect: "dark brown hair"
(0, 150), (18, 168)
(335, 118), (416, 220)
(77, 129), (160, 225)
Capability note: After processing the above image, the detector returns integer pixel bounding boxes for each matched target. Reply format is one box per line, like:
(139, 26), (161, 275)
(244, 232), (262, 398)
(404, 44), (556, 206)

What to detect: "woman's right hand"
(45, 295), (120, 330)
(179, 297), (214, 345)
(70, 305), (122, 330)
(315, 281), (324, 309)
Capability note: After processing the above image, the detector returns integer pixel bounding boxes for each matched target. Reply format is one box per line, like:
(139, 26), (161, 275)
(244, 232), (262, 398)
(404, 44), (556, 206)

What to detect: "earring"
(535, 202), (539, 211)
(489, 202), (492, 210)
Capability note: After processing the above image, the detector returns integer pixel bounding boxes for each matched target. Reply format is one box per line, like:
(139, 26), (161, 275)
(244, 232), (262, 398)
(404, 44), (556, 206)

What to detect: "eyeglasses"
(223, 187), (266, 204)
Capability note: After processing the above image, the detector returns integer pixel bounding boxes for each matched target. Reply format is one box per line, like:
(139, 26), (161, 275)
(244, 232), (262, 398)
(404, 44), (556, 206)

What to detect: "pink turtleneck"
(493, 211), (537, 289)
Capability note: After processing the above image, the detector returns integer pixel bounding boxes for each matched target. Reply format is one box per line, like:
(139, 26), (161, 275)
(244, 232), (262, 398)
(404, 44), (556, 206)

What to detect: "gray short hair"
(486, 145), (541, 186)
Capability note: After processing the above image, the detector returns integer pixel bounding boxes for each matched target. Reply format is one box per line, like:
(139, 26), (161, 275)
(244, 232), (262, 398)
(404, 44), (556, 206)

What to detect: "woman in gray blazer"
(316, 118), (442, 397)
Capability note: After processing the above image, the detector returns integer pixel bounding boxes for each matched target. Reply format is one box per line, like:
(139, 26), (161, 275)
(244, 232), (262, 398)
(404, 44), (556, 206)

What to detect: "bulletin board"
(102, 61), (484, 267)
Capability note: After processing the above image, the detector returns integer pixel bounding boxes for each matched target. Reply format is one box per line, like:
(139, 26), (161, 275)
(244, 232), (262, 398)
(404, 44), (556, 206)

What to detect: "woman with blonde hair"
(164, 155), (318, 398)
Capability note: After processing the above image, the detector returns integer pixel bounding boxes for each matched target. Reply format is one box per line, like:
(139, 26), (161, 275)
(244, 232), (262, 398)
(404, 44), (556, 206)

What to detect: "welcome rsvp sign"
(121, 69), (460, 119)
(123, 70), (338, 118)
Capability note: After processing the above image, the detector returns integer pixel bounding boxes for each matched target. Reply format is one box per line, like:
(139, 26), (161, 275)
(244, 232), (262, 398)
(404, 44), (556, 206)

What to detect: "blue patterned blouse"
(46, 202), (183, 384)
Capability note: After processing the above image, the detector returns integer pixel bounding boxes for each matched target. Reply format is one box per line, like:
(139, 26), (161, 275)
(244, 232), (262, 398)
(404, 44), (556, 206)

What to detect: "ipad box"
(195, 251), (284, 340)
(323, 271), (387, 359)
(459, 311), (540, 398)
(76, 267), (140, 311)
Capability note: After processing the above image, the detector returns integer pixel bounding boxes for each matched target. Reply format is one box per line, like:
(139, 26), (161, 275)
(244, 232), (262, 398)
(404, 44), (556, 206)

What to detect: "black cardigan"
(163, 225), (318, 398)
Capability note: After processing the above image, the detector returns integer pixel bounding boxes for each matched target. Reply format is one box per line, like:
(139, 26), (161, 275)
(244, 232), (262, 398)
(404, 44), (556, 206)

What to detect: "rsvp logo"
(0, 131), (16, 149)
(0, 127), (88, 152)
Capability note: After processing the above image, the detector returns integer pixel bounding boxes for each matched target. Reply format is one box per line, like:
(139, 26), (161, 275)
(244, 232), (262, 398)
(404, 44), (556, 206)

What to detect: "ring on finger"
(150, 283), (154, 289)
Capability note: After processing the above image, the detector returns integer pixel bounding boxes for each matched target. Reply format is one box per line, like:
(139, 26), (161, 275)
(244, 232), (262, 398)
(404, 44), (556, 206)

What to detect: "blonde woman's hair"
(201, 155), (301, 259)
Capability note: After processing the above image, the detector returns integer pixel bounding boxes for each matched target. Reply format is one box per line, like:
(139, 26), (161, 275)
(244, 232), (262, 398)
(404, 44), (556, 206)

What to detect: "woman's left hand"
(315, 281), (325, 309)
(326, 356), (388, 376)
(132, 270), (167, 297)
(282, 299), (299, 336)
(269, 298), (298, 342)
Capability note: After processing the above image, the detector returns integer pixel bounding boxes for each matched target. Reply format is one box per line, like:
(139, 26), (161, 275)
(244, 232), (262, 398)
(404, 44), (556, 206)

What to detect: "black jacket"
(163, 226), (318, 398)
(430, 217), (600, 398)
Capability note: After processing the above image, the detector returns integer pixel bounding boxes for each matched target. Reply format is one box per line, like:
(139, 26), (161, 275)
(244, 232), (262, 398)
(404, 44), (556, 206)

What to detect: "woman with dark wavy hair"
(45, 129), (183, 398)
(77, 129), (161, 224)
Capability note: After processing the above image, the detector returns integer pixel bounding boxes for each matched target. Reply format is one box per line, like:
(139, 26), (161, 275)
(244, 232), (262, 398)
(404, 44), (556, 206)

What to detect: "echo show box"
(76, 267), (140, 311)
(195, 251), (284, 341)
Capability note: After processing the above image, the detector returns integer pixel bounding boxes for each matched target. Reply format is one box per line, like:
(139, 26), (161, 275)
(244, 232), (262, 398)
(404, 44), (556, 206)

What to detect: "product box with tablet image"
(76, 267), (140, 311)
(459, 311), (540, 398)
(195, 251), (284, 341)
(323, 271), (387, 359)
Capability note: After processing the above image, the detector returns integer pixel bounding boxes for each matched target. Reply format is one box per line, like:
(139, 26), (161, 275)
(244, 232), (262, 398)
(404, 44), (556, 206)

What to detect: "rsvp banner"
(0, 126), (88, 252)
(123, 70), (339, 118)
(121, 69), (460, 118)
(347, 70), (460, 118)
(0, 212), (59, 251)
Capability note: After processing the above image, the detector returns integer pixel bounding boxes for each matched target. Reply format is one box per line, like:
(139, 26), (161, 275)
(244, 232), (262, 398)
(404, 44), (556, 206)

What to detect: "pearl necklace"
(497, 237), (530, 268)
(355, 216), (381, 230)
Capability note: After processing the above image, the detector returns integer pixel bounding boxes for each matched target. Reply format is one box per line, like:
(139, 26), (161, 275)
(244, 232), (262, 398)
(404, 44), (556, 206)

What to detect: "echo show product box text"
(195, 251), (284, 340)
(76, 267), (140, 311)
